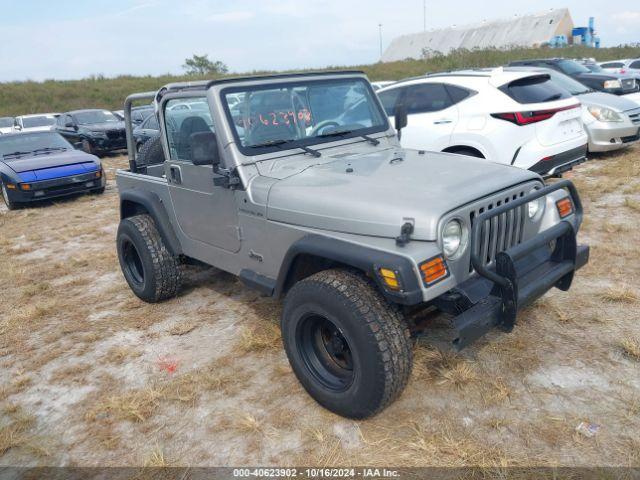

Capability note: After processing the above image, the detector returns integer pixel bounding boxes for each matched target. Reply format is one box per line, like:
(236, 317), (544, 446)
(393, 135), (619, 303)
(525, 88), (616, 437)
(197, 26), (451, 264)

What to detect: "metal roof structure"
(381, 8), (574, 62)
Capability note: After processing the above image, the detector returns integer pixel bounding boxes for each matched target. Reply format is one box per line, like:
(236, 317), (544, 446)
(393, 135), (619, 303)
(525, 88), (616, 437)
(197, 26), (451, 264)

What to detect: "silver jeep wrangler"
(116, 71), (589, 419)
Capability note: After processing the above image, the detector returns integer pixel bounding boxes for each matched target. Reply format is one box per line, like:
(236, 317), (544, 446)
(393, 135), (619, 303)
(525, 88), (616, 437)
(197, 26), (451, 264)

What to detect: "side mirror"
(14, 125), (22, 131)
(394, 104), (408, 140)
(189, 131), (220, 166)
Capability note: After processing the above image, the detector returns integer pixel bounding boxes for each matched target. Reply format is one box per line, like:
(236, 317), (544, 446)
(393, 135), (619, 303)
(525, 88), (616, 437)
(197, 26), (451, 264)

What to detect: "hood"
(266, 149), (539, 241)
(579, 91), (640, 112)
(3, 149), (99, 174)
(80, 121), (125, 131)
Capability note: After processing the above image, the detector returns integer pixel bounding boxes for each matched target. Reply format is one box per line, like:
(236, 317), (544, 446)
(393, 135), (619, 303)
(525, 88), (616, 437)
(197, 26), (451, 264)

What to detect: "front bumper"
(8, 170), (106, 203)
(440, 180), (589, 350)
(588, 123), (640, 152)
(92, 136), (126, 152)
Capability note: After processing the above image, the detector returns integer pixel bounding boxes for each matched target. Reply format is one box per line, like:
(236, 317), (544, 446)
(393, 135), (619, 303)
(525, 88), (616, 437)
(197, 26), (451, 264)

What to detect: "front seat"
(178, 116), (210, 161)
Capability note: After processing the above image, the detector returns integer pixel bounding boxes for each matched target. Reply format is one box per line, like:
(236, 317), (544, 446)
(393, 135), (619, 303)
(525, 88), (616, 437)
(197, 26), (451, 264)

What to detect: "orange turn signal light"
(419, 256), (448, 286)
(95, 170), (102, 178)
(556, 197), (574, 218)
(6, 183), (16, 190)
(19, 183), (31, 191)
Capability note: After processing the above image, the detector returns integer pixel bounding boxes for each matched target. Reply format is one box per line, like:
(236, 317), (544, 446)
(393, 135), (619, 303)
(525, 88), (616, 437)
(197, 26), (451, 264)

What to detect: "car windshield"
(583, 63), (604, 73)
(22, 116), (57, 128)
(557, 60), (591, 75)
(546, 70), (591, 95)
(0, 132), (72, 157)
(221, 77), (387, 157)
(0, 117), (13, 128)
(74, 110), (120, 125)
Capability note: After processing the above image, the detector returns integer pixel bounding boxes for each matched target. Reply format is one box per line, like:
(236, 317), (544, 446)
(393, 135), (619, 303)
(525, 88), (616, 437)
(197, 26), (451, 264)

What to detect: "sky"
(0, 0), (638, 82)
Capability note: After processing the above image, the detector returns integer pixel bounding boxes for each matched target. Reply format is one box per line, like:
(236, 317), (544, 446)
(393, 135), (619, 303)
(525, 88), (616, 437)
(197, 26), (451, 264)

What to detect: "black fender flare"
(119, 189), (182, 256)
(274, 234), (423, 305)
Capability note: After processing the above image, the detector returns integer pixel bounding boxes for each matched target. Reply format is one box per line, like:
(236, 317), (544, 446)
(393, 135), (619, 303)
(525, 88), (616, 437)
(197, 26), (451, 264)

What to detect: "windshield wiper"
(32, 147), (67, 155)
(2, 151), (32, 158)
(319, 129), (380, 146)
(248, 139), (321, 158)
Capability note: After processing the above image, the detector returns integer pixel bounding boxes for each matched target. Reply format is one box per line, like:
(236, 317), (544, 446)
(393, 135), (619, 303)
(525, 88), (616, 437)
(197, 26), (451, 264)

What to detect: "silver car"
(507, 67), (640, 152)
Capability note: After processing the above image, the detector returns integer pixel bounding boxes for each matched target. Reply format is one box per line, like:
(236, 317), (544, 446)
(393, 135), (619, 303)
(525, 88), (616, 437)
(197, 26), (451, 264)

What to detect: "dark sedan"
(54, 109), (126, 156)
(508, 58), (638, 95)
(0, 132), (105, 209)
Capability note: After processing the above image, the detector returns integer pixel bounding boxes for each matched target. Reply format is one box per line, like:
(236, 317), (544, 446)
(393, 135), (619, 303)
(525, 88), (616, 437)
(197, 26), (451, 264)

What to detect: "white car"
(599, 59), (640, 75)
(376, 69), (588, 176)
(371, 80), (396, 91)
(14, 113), (60, 133)
(0, 117), (14, 135)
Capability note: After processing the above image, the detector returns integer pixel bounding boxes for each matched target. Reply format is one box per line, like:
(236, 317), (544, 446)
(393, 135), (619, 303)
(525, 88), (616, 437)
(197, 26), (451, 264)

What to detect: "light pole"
(423, 0), (426, 31)
(378, 23), (383, 60)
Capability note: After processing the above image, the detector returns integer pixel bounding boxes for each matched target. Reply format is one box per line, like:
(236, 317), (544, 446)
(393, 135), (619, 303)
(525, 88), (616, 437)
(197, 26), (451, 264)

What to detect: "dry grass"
(621, 338), (640, 361)
(0, 406), (36, 456)
(623, 197), (640, 212)
(237, 322), (281, 353)
(599, 285), (639, 304)
(169, 321), (197, 336)
(104, 346), (142, 364)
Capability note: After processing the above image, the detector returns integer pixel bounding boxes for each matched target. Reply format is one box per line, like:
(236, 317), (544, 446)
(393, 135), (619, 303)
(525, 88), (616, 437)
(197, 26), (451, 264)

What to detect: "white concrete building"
(382, 8), (574, 62)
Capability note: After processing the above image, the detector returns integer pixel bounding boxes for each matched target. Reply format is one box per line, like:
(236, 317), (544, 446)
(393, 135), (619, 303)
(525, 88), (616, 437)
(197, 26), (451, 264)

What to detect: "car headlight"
(527, 188), (545, 219)
(587, 106), (623, 123)
(442, 219), (468, 259)
(603, 80), (622, 89)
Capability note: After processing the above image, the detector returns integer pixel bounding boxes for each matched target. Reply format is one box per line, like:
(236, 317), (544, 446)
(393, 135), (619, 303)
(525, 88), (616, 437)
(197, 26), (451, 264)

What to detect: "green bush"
(1, 45), (639, 117)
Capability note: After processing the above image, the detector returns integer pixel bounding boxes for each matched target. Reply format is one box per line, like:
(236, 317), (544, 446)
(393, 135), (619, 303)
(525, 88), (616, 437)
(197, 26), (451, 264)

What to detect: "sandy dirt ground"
(0, 147), (639, 468)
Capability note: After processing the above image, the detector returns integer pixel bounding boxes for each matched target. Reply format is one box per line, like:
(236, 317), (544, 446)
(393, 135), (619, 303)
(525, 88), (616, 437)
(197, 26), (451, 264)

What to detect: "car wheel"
(281, 269), (412, 419)
(1, 182), (20, 210)
(81, 139), (94, 155)
(136, 135), (165, 169)
(116, 214), (181, 302)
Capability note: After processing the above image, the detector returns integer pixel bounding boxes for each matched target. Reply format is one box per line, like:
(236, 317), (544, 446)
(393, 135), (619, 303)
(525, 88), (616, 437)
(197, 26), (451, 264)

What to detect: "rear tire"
(116, 214), (181, 302)
(281, 269), (412, 419)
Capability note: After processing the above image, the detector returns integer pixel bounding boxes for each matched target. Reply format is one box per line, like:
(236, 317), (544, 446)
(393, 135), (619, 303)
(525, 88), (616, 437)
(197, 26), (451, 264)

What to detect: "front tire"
(281, 269), (412, 419)
(116, 214), (181, 302)
(1, 182), (20, 210)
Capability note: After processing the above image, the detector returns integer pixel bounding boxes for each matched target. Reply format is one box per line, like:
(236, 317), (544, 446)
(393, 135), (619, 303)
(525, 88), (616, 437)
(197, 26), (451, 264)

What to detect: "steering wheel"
(309, 120), (341, 137)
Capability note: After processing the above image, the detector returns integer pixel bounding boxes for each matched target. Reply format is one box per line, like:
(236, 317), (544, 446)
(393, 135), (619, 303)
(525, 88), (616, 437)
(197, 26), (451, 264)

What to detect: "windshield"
(0, 132), (72, 157)
(221, 77), (387, 156)
(22, 116), (57, 128)
(74, 110), (120, 125)
(0, 117), (13, 128)
(546, 70), (591, 95)
(556, 60), (591, 75)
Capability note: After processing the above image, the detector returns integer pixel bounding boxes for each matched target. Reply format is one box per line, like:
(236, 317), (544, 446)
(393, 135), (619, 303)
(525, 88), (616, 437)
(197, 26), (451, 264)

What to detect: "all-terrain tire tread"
(127, 214), (181, 301)
(290, 269), (412, 416)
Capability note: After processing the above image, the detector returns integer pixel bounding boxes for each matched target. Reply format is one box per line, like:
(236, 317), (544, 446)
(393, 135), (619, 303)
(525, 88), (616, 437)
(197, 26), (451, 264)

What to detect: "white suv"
(376, 69), (588, 176)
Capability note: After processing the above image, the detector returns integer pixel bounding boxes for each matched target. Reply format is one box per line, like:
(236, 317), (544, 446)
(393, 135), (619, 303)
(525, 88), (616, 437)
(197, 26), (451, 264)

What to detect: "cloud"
(611, 11), (640, 26)
(206, 10), (255, 23)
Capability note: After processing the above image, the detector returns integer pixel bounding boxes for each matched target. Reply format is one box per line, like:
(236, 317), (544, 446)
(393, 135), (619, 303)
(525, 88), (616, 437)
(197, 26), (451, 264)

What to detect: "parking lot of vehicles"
(13, 113), (60, 132)
(509, 58), (638, 95)
(115, 71), (589, 419)
(377, 69), (587, 176)
(599, 58), (640, 75)
(54, 109), (126, 156)
(0, 131), (105, 209)
(508, 66), (640, 152)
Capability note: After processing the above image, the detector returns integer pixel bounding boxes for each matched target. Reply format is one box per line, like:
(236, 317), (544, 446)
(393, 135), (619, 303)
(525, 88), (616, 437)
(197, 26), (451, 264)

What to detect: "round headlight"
(527, 187), (545, 219)
(442, 219), (467, 259)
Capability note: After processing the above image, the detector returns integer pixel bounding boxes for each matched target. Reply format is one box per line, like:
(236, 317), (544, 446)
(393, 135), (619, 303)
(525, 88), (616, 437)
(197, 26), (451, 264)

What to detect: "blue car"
(0, 131), (105, 210)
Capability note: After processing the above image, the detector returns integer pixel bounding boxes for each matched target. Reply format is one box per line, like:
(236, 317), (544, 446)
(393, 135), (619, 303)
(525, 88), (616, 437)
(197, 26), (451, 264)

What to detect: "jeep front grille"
(469, 190), (527, 269)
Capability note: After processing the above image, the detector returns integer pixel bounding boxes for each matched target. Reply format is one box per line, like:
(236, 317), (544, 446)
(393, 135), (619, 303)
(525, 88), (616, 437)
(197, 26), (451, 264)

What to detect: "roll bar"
(124, 91), (156, 172)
